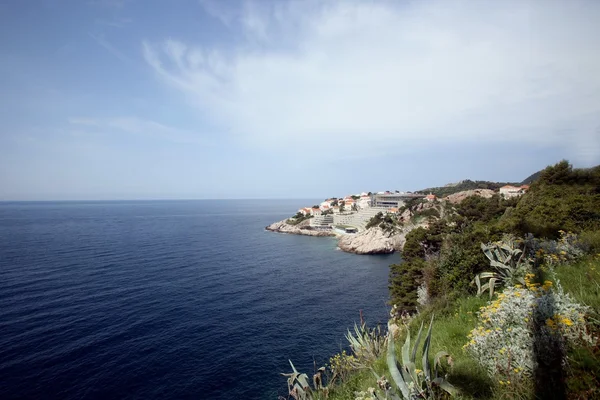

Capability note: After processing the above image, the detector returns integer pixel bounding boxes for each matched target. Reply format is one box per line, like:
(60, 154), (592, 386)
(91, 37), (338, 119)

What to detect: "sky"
(1, 0), (599, 200)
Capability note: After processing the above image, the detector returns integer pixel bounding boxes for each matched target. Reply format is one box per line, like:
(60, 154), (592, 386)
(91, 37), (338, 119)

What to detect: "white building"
(310, 214), (334, 228)
(311, 207), (322, 216)
(499, 185), (529, 198)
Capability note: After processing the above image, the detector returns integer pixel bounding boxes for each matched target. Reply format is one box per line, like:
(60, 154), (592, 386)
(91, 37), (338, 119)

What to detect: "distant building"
(358, 196), (372, 209)
(499, 185), (529, 198)
(425, 193), (437, 202)
(311, 207), (322, 216)
(299, 208), (312, 216)
(371, 193), (425, 208)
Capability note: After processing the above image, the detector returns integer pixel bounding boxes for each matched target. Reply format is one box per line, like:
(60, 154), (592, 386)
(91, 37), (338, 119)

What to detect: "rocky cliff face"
(265, 219), (336, 237)
(337, 227), (405, 254)
(443, 189), (495, 204)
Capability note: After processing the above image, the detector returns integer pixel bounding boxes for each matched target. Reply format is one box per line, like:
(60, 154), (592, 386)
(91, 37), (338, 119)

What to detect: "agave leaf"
(422, 316), (434, 382)
(297, 373), (311, 391)
(401, 363), (415, 386)
(387, 320), (410, 399)
(473, 274), (482, 294)
(411, 321), (424, 363)
(488, 277), (497, 299)
(401, 329), (411, 366)
(492, 248), (502, 261)
(477, 272), (498, 280)
(481, 244), (494, 261)
(490, 260), (511, 271)
(433, 377), (458, 396)
(433, 351), (450, 378)
(289, 360), (299, 374)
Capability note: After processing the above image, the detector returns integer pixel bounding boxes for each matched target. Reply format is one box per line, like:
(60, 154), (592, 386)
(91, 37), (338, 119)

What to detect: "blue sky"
(1, 0), (599, 200)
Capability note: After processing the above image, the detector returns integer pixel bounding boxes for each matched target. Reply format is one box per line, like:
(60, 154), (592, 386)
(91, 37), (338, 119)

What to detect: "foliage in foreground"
(472, 237), (530, 299)
(382, 317), (456, 399)
(464, 277), (592, 386)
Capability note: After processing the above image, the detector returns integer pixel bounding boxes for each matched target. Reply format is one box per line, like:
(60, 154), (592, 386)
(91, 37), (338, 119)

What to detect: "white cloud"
(145, 0), (600, 163)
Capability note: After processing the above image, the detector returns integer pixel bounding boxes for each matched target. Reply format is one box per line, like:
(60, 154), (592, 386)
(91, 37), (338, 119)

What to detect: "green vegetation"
(366, 212), (398, 232)
(282, 161), (600, 399)
(288, 213), (313, 225)
(418, 179), (519, 198)
(500, 160), (600, 238)
(472, 238), (530, 299)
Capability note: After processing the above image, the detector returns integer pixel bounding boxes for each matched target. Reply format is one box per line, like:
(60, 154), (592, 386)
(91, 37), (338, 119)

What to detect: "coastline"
(266, 218), (414, 255)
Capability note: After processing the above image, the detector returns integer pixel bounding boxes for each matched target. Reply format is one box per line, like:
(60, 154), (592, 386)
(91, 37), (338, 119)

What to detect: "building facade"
(371, 193), (425, 208)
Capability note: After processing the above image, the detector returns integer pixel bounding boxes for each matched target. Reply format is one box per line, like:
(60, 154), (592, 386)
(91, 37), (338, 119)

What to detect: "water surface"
(0, 200), (394, 399)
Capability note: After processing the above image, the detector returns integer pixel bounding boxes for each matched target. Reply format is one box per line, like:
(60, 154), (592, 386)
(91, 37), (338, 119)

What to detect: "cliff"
(265, 219), (336, 237)
(337, 227), (405, 255)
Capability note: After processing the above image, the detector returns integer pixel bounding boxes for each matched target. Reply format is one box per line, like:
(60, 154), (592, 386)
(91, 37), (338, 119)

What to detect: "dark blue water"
(0, 200), (394, 399)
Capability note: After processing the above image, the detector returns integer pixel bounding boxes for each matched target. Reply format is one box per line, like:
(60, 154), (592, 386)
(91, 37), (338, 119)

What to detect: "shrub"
(464, 277), (592, 386)
(389, 258), (426, 313)
(505, 162), (600, 238)
(576, 229), (600, 255)
(526, 231), (586, 266)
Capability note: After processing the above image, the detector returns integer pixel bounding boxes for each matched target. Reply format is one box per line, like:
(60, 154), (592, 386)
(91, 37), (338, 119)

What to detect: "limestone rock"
(443, 189), (495, 204)
(337, 227), (402, 254)
(265, 219), (335, 237)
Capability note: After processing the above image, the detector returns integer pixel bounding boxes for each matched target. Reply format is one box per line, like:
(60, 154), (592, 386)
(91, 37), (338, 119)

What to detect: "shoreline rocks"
(265, 219), (336, 237)
(337, 227), (401, 254)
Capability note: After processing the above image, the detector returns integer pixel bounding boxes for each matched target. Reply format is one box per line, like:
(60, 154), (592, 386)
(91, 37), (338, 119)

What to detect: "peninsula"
(266, 186), (526, 254)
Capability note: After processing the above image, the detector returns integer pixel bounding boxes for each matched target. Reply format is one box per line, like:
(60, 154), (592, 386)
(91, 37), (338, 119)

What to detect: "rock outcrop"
(265, 219), (336, 237)
(443, 189), (495, 204)
(337, 227), (404, 254)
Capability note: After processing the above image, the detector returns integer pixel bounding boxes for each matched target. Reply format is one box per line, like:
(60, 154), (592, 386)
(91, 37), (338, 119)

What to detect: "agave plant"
(472, 237), (530, 299)
(383, 316), (456, 399)
(281, 360), (327, 400)
(346, 321), (387, 364)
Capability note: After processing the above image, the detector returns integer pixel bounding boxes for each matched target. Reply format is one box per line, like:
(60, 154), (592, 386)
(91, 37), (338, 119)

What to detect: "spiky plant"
(472, 236), (531, 299)
(345, 321), (387, 365)
(382, 316), (456, 399)
(281, 361), (327, 400)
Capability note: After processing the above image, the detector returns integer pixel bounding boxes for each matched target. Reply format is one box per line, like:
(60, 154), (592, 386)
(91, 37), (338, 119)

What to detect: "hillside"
(283, 160), (600, 400)
(416, 179), (518, 197)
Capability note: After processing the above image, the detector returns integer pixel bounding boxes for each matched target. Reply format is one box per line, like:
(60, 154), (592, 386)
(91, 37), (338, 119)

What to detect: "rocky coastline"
(266, 188), (494, 255)
(265, 219), (336, 237)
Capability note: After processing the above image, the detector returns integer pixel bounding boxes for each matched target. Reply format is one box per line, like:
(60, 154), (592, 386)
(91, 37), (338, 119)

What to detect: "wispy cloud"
(88, 32), (132, 64)
(145, 0), (600, 164)
(68, 116), (211, 145)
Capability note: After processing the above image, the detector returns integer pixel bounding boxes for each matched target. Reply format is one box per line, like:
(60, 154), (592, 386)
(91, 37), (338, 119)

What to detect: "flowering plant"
(464, 274), (592, 385)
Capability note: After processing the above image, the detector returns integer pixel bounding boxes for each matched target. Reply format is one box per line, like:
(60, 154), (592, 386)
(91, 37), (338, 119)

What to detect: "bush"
(579, 230), (600, 254)
(389, 258), (426, 312)
(464, 279), (592, 386)
(505, 162), (600, 238)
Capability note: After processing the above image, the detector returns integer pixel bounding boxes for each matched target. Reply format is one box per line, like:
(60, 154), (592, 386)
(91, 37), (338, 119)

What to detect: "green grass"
(406, 296), (494, 399)
(555, 256), (600, 311)
(555, 256), (600, 399)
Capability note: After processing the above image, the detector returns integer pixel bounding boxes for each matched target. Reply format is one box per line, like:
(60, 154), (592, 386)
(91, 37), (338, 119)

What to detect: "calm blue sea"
(0, 200), (395, 399)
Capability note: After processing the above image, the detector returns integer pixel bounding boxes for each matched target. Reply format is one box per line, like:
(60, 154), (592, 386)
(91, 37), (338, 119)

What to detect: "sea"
(0, 200), (395, 399)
